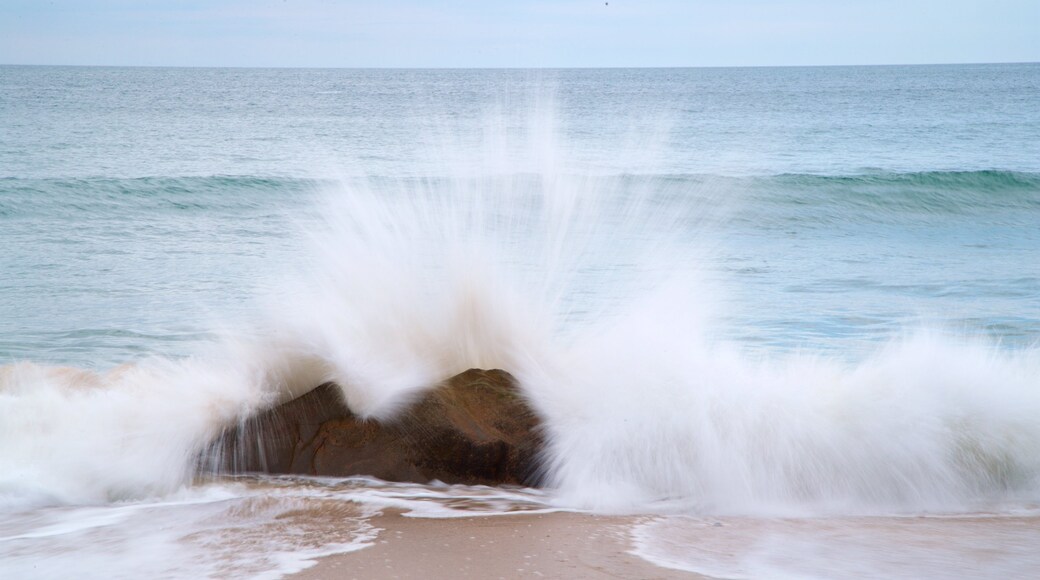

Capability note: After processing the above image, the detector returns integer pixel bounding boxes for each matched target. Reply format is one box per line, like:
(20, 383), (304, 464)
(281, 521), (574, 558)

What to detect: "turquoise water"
(2, 65), (1039, 366)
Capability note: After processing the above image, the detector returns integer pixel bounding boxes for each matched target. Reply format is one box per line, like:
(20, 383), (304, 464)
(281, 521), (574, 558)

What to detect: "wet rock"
(207, 369), (544, 487)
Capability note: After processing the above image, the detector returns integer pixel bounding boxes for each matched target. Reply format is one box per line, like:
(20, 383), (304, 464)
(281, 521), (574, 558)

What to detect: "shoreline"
(288, 511), (706, 579)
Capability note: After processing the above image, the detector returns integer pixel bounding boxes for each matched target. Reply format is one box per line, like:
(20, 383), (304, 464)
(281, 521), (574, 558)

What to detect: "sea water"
(2, 64), (1040, 578)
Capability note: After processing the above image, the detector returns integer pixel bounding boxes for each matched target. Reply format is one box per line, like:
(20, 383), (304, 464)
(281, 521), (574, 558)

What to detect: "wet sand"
(289, 511), (705, 579)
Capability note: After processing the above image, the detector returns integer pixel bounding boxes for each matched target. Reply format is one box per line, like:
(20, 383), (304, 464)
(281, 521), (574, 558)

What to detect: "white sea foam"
(0, 481), (379, 580)
(527, 327), (1040, 514)
(630, 513), (1040, 579)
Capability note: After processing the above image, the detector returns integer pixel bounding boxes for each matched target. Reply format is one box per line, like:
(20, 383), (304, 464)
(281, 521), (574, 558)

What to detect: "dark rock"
(204, 369), (544, 487)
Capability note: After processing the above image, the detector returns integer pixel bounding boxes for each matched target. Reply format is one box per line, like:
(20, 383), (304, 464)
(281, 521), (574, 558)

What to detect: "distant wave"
(2, 171), (1037, 230)
(0, 175), (320, 217)
(774, 169), (1040, 189)
(758, 170), (1040, 212)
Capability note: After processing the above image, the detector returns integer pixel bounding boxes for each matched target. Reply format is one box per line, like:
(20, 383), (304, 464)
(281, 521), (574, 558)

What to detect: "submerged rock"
(206, 369), (544, 487)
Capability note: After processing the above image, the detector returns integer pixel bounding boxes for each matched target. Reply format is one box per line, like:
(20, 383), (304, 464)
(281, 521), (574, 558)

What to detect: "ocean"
(1, 64), (1039, 578)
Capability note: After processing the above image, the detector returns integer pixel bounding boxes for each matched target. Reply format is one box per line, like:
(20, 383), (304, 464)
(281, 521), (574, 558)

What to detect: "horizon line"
(2, 61), (1037, 71)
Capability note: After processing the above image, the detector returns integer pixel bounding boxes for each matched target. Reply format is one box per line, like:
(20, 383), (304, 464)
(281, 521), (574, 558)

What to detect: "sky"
(1, 0), (1037, 68)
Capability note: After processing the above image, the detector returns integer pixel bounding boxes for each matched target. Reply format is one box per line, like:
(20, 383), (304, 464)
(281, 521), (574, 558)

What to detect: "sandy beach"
(289, 511), (703, 579)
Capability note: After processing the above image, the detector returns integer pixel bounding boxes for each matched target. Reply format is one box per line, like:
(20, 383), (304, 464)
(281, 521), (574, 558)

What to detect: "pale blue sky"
(2, 1), (1037, 67)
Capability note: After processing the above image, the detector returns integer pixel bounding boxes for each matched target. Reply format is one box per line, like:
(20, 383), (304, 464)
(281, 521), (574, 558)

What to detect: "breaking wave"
(2, 115), (1040, 518)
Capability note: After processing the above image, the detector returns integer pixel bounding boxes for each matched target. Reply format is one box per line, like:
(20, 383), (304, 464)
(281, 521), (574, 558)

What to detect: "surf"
(1, 105), (1039, 520)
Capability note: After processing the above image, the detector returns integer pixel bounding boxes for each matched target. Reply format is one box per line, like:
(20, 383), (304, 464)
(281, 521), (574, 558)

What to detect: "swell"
(3, 170), (1036, 218)
(0, 176), (319, 217)
(757, 170), (1040, 214)
(770, 169), (1040, 191)
(621, 169), (1040, 229)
